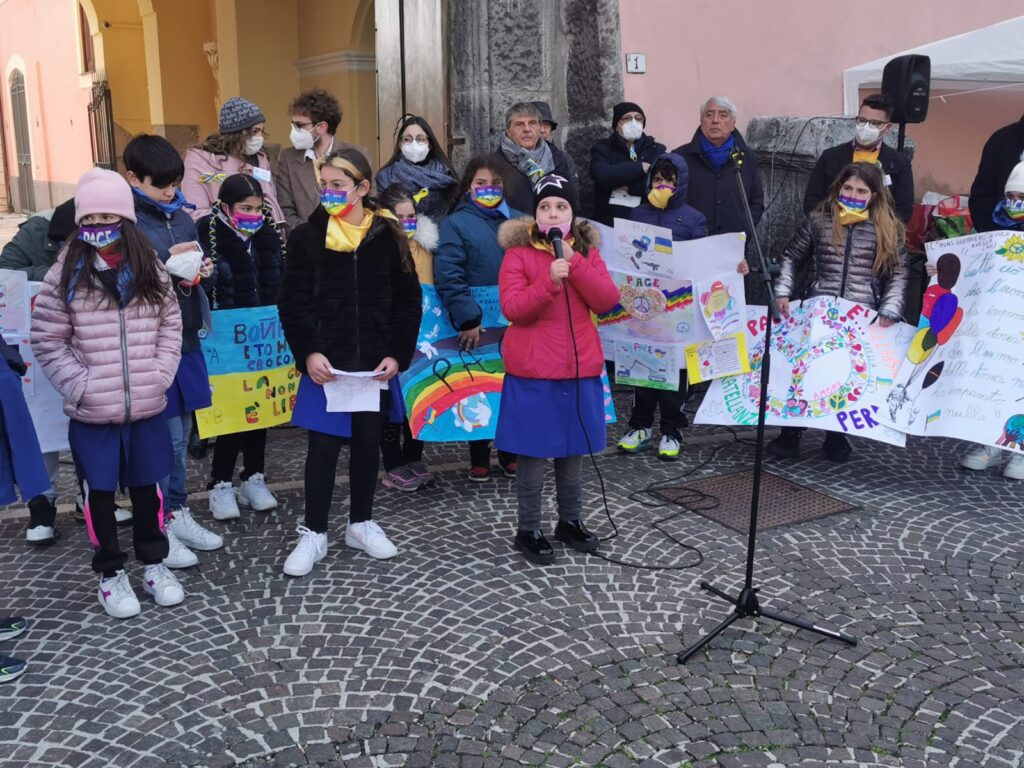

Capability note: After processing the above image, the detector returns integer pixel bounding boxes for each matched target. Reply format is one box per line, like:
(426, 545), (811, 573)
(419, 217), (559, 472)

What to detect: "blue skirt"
(495, 375), (605, 458)
(291, 374), (405, 438)
(164, 349), (211, 419)
(69, 414), (174, 491)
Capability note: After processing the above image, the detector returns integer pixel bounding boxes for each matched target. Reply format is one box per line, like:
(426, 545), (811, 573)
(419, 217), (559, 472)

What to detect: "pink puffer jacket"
(31, 254), (182, 425)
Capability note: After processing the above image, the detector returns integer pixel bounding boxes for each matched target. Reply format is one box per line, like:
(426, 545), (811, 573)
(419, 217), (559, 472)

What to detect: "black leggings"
(304, 409), (383, 533)
(85, 485), (167, 577)
(211, 428), (267, 483)
(380, 418), (424, 471)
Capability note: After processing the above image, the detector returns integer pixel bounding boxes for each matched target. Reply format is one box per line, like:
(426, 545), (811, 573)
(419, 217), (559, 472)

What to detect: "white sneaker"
(282, 525), (328, 577)
(163, 529), (199, 569)
(98, 571), (141, 619)
(345, 520), (398, 559)
(142, 563), (185, 607)
(961, 445), (1003, 471)
(238, 472), (278, 512)
(167, 506), (223, 551)
(209, 481), (241, 521)
(1004, 453), (1024, 480)
(114, 505), (133, 525)
(26, 525), (58, 545)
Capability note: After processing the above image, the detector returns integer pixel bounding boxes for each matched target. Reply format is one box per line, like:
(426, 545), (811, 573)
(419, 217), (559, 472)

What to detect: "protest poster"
(684, 334), (750, 385)
(614, 340), (683, 390)
(880, 231), (1024, 453)
(402, 284), (616, 441)
(696, 297), (914, 446)
(195, 307), (299, 438)
(16, 282), (70, 453)
(0, 269), (30, 335)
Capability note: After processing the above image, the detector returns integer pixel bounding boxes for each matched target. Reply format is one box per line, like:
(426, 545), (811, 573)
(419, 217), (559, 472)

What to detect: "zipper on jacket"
(118, 307), (132, 422)
(353, 249), (361, 367)
(838, 226), (855, 299)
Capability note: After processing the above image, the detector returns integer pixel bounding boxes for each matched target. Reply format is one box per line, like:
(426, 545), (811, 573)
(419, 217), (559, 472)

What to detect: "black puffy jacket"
(775, 210), (909, 320)
(198, 213), (284, 309)
(969, 115), (1024, 233)
(279, 207), (422, 374)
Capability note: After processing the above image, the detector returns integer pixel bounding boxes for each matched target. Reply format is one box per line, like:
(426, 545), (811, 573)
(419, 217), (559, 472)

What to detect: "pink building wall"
(0, 0), (94, 210)
(619, 1), (1023, 196)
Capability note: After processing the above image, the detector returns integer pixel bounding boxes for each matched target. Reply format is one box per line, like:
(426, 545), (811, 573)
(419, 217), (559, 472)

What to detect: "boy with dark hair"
(618, 152), (747, 460)
(124, 133), (224, 567)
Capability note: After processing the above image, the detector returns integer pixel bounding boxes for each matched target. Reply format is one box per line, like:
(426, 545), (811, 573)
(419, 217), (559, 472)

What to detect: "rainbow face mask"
(837, 195), (869, 211)
(400, 217), (418, 238)
(320, 188), (353, 217)
(470, 185), (503, 209)
(78, 222), (122, 251)
(231, 211), (264, 235)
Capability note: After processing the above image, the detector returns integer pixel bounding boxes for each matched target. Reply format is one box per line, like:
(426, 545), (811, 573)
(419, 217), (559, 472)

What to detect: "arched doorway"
(8, 70), (34, 212)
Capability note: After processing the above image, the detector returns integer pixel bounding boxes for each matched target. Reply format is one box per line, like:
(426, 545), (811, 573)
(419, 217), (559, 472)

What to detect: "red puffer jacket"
(31, 252), (182, 424)
(497, 218), (619, 380)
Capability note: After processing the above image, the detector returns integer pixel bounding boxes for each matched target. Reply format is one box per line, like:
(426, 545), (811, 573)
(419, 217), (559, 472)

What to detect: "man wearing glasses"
(803, 93), (914, 222)
(277, 89), (373, 231)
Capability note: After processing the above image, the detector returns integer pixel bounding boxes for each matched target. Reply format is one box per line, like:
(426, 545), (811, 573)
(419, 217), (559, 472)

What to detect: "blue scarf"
(991, 200), (1024, 230)
(132, 186), (196, 216)
(700, 132), (735, 170)
(66, 254), (135, 305)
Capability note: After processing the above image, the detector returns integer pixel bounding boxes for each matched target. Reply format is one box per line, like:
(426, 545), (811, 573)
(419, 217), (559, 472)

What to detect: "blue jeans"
(160, 413), (190, 510)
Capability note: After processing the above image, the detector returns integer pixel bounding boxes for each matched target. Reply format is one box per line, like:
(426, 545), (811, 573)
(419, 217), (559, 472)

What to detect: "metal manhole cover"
(652, 468), (860, 533)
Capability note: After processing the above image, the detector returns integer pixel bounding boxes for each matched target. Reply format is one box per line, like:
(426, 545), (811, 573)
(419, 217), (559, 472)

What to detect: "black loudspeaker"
(882, 54), (931, 123)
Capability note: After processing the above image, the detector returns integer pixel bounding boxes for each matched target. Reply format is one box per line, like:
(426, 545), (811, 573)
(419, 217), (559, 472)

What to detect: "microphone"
(729, 147), (745, 167)
(546, 227), (566, 260)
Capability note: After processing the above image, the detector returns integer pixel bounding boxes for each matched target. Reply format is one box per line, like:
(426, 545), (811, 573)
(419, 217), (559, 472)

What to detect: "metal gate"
(9, 70), (34, 213)
(88, 80), (116, 171)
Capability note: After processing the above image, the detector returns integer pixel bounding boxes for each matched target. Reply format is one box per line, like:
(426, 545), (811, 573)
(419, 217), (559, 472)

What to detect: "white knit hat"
(1005, 161), (1024, 195)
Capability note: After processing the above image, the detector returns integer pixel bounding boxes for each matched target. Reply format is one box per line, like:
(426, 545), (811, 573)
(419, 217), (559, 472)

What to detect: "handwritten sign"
(614, 340), (682, 390)
(195, 307), (299, 438)
(696, 298), (913, 446)
(0, 269), (30, 335)
(881, 230), (1024, 454)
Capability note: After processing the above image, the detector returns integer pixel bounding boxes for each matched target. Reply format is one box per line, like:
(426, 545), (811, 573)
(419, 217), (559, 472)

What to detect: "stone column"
(449, 0), (622, 213)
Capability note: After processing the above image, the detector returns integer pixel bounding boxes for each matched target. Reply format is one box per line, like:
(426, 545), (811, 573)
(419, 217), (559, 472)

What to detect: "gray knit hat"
(219, 97), (266, 134)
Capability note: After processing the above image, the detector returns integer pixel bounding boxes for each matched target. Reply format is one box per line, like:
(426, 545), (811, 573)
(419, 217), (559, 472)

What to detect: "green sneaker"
(617, 428), (652, 453)
(658, 435), (681, 460)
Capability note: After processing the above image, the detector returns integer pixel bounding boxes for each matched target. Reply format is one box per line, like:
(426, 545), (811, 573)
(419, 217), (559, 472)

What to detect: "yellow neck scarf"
(852, 147), (880, 166)
(326, 210), (397, 252)
(836, 204), (870, 227)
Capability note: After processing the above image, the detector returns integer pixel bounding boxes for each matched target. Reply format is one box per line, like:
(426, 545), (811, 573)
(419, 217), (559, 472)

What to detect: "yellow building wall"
(234, 0), (300, 146)
(151, 0), (219, 142)
(92, 0), (153, 149)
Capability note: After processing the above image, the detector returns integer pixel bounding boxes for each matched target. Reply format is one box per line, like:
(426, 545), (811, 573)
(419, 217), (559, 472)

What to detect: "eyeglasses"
(291, 120), (314, 130)
(855, 117), (889, 129)
(401, 136), (430, 146)
(319, 180), (357, 192)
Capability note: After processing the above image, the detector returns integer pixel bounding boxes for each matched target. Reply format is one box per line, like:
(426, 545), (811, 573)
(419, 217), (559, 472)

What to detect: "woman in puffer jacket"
(769, 161), (908, 462)
(31, 168), (184, 620)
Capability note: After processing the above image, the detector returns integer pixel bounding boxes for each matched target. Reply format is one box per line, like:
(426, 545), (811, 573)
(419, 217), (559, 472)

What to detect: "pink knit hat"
(74, 167), (136, 224)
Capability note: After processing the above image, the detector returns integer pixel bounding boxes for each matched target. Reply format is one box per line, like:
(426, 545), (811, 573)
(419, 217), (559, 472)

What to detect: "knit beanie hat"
(74, 167), (136, 224)
(1005, 161), (1024, 195)
(533, 174), (577, 216)
(219, 97), (266, 134)
(612, 101), (645, 128)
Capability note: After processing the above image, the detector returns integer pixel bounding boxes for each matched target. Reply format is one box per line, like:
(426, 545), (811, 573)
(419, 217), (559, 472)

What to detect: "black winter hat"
(533, 174), (577, 214)
(612, 101), (645, 128)
(532, 101), (558, 130)
(48, 198), (77, 243)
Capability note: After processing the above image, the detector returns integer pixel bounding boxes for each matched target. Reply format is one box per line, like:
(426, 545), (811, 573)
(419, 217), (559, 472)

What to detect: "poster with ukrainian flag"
(194, 307), (299, 439)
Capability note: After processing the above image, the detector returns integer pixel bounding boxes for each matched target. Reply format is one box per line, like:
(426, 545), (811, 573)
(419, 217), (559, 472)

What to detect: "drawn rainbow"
(403, 352), (506, 438)
(597, 284), (693, 326)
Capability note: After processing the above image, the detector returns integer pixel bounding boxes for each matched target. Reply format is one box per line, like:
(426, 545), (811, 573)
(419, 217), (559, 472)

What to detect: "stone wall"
(449, 0), (623, 212)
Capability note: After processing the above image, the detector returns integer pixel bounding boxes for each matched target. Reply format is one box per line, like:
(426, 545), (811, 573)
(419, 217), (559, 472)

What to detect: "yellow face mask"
(647, 185), (674, 210)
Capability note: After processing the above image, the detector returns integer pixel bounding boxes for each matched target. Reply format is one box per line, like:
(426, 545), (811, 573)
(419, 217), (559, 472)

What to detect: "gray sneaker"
(382, 465), (425, 492)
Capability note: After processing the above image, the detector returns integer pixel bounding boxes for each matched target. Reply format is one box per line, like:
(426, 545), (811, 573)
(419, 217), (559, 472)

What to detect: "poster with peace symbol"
(696, 297), (914, 446)
(880, 230), (1024, 453)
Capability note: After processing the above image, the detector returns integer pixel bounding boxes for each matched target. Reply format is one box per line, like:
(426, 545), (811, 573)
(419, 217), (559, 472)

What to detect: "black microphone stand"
(676, 147), (858, 664)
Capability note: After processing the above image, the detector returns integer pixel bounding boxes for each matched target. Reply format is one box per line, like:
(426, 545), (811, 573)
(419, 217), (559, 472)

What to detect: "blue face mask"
(78, 222), (122, 251)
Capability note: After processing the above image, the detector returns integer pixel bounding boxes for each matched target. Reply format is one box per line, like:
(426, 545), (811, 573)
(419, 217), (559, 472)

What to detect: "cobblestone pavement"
(1, 389), (1023, 768)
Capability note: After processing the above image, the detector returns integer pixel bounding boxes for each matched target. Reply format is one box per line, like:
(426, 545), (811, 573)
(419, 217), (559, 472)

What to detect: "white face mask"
(164, 248), (204, 283)
(289, 125), (315, 152)
(853, 122), (882, 147)
(621, 119), (644, 141)
(244, 135), (264, 155)
(401, 141), (430, 163)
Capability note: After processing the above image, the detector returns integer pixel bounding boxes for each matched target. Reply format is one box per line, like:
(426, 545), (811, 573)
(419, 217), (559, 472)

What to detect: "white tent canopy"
(842, 16), (1024, 115)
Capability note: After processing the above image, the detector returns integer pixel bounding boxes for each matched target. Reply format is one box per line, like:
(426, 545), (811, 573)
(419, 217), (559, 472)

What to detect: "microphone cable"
(555, 230), (708, 571)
